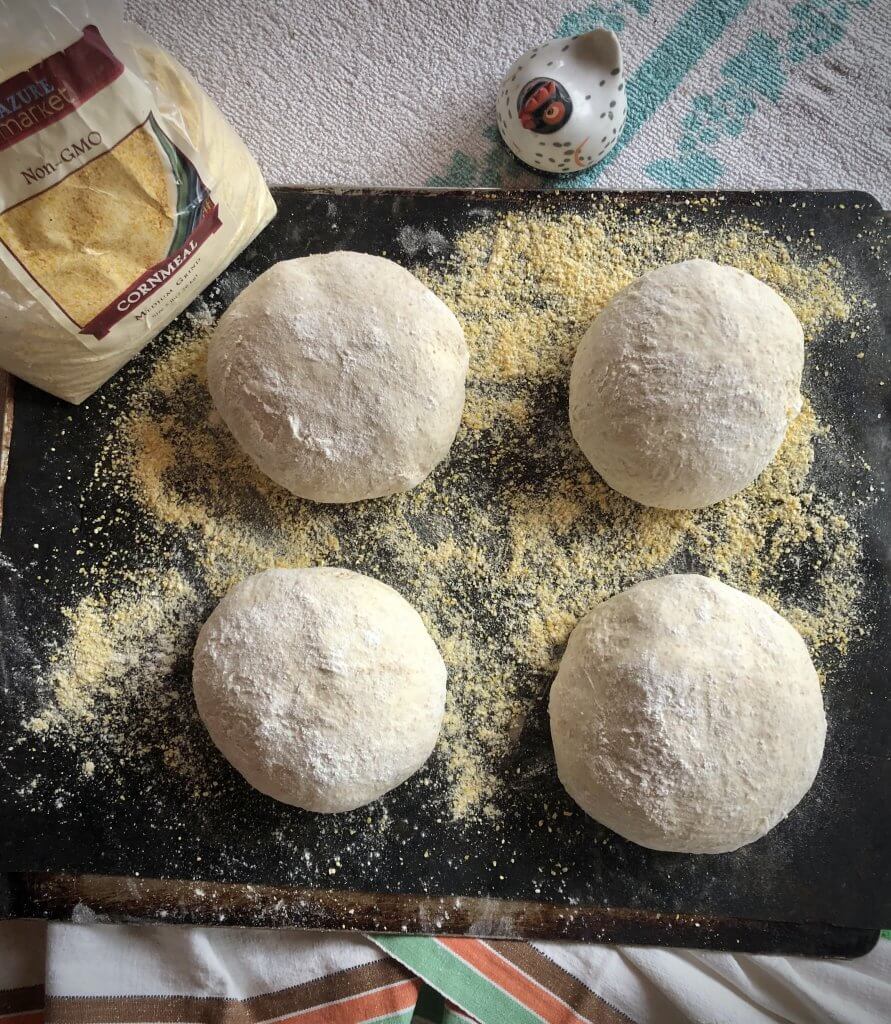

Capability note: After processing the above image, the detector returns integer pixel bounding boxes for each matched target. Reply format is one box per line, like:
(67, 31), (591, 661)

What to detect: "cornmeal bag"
(0, 0), (275, 402)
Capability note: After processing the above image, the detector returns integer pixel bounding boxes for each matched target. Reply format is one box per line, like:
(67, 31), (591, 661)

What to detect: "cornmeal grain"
(0, 127), (175, 326)
(27, 203), (870, 820)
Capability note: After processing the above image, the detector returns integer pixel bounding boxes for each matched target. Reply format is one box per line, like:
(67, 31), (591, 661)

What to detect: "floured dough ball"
(549, 575), (826, 853)
(207, 252), (468, 502)
(192, 567), (447, 812)
(569, 259), (804, 509)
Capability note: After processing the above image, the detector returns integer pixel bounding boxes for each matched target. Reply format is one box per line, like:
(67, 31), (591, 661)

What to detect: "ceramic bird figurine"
(496, 29), (627, 174)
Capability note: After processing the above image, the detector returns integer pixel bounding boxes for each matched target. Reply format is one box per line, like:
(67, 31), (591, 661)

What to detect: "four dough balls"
(569, 259), (804, 509)
(193, 567), (447, 813)
(208, 252), (468, 503)
(549, 574), (826, 853)
(197, 251), (827, 845)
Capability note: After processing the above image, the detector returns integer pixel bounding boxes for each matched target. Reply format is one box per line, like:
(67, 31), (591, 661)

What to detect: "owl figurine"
(496, 29), (626, 174)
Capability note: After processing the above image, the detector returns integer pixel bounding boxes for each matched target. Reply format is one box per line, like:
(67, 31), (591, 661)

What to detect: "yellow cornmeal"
(28, 203), (870, 820)
(0, 126), (175, 326)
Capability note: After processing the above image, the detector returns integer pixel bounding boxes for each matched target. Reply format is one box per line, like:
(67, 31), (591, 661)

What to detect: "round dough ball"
(569, 259), (804, 509)
(549, 575), (825, 853)
(207, 252), (468, 503)
(193, 567), (447, 812)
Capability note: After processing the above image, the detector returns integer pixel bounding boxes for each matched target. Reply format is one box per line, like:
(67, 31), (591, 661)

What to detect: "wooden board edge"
(267, 185), (884, 209)
(0, 371), (13, 529)
(6, 872), (879, 958)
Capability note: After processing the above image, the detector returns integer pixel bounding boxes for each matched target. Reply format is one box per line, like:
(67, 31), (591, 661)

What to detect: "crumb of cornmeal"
(27, 205), (869, 822)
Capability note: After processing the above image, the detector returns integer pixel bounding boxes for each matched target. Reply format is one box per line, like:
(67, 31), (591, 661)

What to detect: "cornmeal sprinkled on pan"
(26, 203), (872, 822)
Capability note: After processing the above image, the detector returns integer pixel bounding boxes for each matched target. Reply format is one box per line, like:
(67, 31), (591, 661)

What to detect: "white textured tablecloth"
(126, 0), (890, 203)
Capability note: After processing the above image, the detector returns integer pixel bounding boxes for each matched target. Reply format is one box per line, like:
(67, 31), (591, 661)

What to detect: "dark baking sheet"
(0, 189), (888, 953)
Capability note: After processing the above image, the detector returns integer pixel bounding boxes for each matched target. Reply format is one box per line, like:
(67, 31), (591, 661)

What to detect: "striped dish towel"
(1, 922), (629, 1024)
(3, 920), (891, 1023)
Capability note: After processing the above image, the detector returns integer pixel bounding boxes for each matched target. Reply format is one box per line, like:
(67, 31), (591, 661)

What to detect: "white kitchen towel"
(125, 0), (891, 203)
(534, 938), (891, 1023)
(1, 924), (891, 1023)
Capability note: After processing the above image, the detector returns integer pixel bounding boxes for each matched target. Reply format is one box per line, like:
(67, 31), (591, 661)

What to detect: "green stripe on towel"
(565, 0), (750, 186)
(373, 936), (542, 1024)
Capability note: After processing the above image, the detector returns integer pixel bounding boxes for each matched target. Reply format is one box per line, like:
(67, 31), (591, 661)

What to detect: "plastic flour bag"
(0, 0), (275, 402)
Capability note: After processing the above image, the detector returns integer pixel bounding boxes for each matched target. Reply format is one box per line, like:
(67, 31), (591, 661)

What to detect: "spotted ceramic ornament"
(497, 30), (626, 174)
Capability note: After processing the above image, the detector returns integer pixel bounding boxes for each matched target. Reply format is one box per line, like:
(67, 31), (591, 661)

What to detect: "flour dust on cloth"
(1, 922), (890, 1023)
